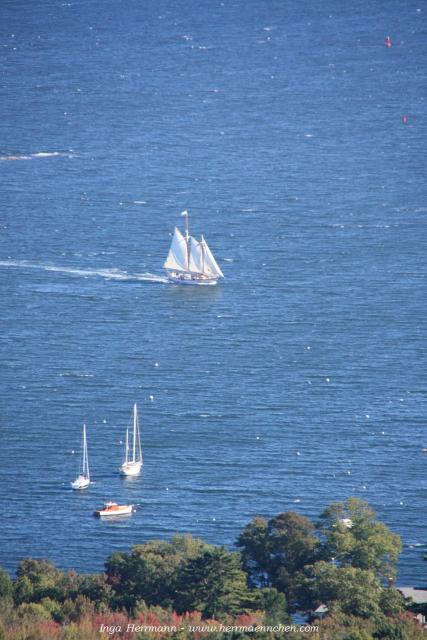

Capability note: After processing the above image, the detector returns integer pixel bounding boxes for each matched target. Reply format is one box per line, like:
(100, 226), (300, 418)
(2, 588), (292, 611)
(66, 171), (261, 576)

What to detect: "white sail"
(200, 236), (224, 278)
(189, 236), (204, 273)
(163, 227), (188, 272)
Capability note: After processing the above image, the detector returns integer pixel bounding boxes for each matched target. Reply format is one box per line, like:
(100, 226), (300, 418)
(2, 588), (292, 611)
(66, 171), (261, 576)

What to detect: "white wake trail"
(0, 260), (168, 284)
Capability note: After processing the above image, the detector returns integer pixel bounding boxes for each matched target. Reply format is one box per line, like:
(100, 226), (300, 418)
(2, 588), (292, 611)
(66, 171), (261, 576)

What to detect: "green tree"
(373, 614), (426, 639)
(79, 574), (112, 609)
(236, 517), (270, 587)
(254, 587), (290, 625)
(267, 512), (318, 594)
(317, 497), (402, 582)
(0, 569), (13, 601)
(237, 511), (318, 610)
(175, 547), (256, 619)
(14, 559), (65, 603)
(304, 561), (385, 619)
(106, 534), (211, 611)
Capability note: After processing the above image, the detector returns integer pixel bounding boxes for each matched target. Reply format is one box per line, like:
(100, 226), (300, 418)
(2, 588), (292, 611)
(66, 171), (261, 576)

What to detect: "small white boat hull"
(120, 461), (142, 476)
(71, 475), (90, 490)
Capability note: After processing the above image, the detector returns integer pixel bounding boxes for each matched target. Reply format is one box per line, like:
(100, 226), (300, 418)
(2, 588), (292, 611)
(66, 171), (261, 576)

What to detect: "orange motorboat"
(94, 501), (133, 517)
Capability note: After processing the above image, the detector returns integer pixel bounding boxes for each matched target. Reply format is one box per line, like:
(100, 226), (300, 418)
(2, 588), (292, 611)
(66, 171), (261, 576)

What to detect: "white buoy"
(149, 395), (154, 401)
(154, 362), (159, 367)
(326, 377), (330, 383)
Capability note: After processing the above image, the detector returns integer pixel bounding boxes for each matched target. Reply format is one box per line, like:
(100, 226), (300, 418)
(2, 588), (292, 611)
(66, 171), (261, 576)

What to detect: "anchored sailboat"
(120, 403), (142, 476)
(71, 424), (90, 490)
(163, 211), (224, 285)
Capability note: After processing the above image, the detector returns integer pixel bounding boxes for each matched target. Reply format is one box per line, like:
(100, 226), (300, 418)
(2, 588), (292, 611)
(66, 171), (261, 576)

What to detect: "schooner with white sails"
(163, 211), (224, 285)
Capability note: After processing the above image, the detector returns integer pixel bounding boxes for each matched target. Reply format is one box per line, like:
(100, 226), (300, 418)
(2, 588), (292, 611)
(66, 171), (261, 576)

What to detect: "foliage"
(237, 511), (318, 610)
(317, 497), (402, 582)
(105, 534), (211, 611)
(304, 562), (385, 619)
(174, 546), (256, 618)
(0, 568), (13, 601)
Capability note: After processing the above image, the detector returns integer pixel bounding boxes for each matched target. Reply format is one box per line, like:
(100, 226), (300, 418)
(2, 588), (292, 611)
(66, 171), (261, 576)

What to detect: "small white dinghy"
(120, 403), (143, 476)
(94, 501), (133, 517)
(163, 211), (224, 285)
(71, 424), (90, 490)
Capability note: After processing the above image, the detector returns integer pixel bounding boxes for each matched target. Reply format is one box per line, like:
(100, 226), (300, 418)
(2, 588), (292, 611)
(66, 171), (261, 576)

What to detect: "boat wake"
(0, 260), (168, 284)
(0, 151), (75, 161)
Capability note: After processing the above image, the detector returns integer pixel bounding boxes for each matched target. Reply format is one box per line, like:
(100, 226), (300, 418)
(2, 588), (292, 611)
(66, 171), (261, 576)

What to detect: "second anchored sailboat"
(71, 424), (90, 490)
(120, 403), (143, 476)
(163, 211), (224, 285)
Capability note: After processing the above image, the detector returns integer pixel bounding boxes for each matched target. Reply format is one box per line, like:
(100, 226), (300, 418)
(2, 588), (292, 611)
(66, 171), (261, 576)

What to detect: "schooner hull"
(167, 273), (218, 286)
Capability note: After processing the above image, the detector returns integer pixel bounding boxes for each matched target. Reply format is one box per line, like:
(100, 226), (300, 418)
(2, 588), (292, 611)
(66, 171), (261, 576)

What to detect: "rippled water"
(0, 0), (426, 585)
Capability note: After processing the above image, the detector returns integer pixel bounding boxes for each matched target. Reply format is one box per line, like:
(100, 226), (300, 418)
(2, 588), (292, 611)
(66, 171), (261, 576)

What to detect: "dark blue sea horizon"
(0, 0), (426, 585)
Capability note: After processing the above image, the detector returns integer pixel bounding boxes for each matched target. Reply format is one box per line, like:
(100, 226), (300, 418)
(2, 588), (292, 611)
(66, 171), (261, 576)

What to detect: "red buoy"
(385, 35), (392, 48)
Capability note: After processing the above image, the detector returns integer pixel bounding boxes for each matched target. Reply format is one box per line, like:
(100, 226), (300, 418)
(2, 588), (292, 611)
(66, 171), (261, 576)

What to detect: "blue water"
(0, 0), (426, 586)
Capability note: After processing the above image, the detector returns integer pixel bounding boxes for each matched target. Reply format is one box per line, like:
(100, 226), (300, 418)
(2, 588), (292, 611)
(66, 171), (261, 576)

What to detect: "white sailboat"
(120, 403), (143, 476)
(71, 424), (90, 490)
(163, 211), (224, 285)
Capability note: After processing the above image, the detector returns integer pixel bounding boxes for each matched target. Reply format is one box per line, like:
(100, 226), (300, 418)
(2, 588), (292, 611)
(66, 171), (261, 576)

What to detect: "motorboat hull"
(94, 504), (133, 517)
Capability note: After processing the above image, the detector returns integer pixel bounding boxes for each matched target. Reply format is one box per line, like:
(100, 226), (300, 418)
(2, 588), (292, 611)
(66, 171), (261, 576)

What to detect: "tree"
(254, 588), (290, 625)
(0, 569), (12, 601)
(105, 534), (212, 611)
(317, 497), (402, 582)
(236, 517), (270, 587)
(305, 562), (384, 619)
(267, 512), (318, 594)
(175, 547), (256, 619)
(237, 511), (318, 610)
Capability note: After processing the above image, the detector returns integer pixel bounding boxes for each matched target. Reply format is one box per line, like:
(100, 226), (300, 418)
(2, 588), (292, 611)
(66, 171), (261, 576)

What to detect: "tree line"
(0, 498), (424, 639)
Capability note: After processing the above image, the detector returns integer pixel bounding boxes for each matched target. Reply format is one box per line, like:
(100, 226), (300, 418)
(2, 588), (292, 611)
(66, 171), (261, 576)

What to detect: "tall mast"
(137, 409), (142, 463)
(125, 428), (129, 465)
(132, 403), (137, 463)
(181, 210), (190, 271)
(83, 424), (89, 479)
(201, 236), (205, 274)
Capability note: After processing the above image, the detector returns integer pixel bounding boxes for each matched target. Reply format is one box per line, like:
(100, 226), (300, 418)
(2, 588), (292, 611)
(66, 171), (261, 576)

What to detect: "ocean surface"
(0, 0), (426, 586)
